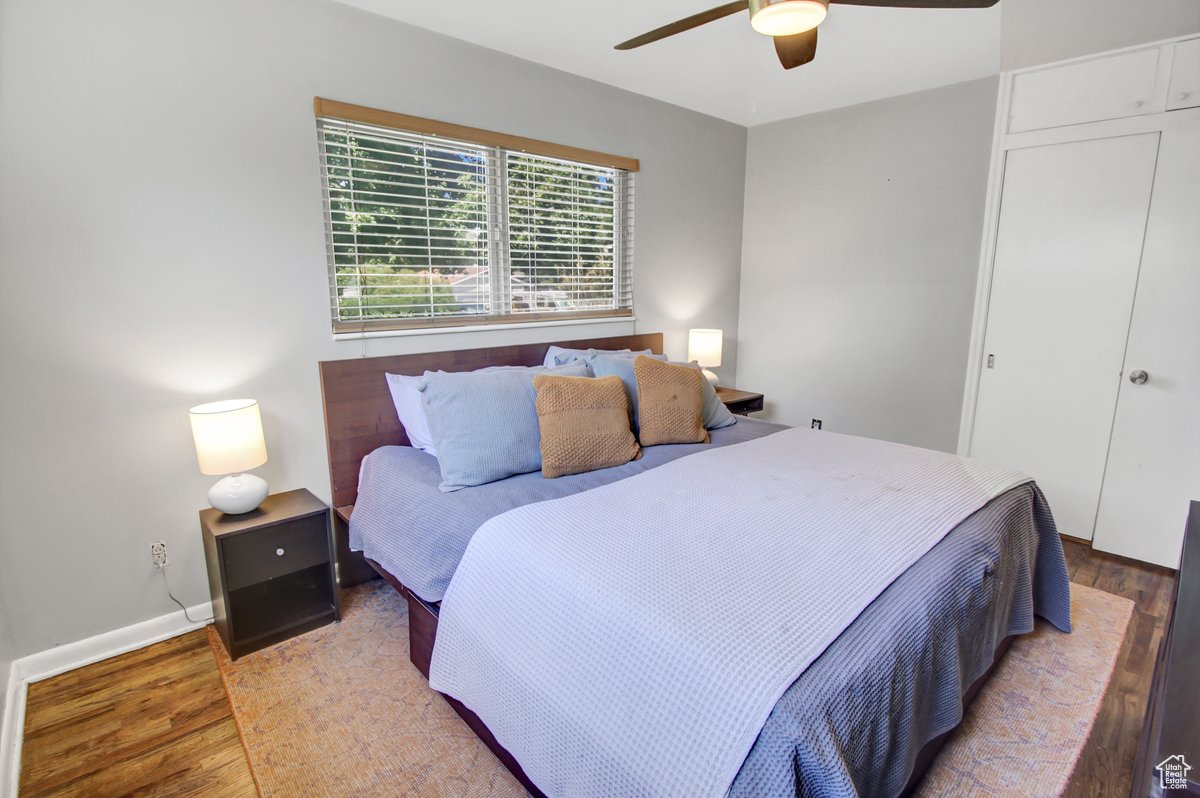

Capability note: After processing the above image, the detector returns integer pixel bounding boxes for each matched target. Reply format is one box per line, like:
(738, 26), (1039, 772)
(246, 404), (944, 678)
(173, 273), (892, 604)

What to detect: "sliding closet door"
(969, 133), (1159, 540)
(1092, 116), (1200, 567)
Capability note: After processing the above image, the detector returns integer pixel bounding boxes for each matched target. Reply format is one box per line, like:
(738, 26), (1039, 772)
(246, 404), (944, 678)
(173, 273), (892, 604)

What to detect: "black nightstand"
(201, 488), (340, 660)
(716, 386), (765, 416)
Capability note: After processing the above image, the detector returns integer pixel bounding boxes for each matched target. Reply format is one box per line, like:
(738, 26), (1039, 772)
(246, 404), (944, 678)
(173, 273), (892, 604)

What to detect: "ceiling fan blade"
(614, 0), (749, 50)
(774, 28), (818, 69)
(830, 0), (998, 7)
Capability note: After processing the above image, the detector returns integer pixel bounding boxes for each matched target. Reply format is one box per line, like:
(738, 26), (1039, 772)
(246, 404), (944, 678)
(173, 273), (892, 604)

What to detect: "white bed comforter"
(429, 428), (1029, 797)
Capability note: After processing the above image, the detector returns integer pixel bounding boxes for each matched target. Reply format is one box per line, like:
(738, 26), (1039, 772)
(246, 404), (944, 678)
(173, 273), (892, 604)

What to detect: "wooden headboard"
(318, 332), (663, 515)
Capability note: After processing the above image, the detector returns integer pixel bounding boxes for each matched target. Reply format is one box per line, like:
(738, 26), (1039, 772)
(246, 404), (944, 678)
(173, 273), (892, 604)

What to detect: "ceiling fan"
(615, 0), (999, 70)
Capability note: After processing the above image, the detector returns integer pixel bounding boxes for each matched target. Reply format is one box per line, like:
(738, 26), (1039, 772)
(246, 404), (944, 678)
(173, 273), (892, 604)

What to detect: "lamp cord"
(159, 567), (214, 624)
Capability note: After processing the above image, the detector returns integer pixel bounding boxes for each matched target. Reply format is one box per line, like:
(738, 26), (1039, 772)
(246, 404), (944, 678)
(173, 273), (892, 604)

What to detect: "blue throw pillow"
(586, 353), (668, 431)
(544, 345), (651, 368)
(588, 354), (736, 432)
(419, 363), (588, 492)
(696, 371), (737, 430)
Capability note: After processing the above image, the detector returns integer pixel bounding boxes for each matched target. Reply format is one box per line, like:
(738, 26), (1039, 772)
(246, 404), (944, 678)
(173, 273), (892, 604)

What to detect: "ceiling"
(331, 0), (1002, 127)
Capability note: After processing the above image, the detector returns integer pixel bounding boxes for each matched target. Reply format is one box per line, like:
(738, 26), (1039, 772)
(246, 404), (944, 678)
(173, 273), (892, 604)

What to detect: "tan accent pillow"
(533, 374), (642, 479)
(633, 356), (710, 446)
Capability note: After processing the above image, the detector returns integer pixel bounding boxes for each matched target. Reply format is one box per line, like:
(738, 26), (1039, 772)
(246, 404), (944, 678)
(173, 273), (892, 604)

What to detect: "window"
(314, 98), (637, 333)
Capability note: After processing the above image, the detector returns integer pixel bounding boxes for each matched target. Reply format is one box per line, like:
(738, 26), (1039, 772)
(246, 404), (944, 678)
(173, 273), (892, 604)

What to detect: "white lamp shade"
(189, 399), (268, 476)
(688, 328), (724, 368)
(749, 0), (828, 36)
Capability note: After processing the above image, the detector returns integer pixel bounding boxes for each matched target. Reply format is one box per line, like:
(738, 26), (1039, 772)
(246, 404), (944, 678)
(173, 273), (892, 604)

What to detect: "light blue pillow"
(419, 363), (588, 491)
(544, 345), (651, 368)
(588, 354), (736, 432)
(386, 364), (564, 457)
(586, 353), (669, 431)
(694, 368), (738, 430)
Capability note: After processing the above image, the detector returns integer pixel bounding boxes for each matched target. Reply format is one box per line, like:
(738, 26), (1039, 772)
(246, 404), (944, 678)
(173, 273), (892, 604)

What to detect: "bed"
(318, 332), (1072, 798)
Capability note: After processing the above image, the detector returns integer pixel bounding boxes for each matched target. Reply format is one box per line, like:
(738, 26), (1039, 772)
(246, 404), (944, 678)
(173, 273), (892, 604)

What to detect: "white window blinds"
(507, 153), (632, 316)
(316, 105), (635, 333)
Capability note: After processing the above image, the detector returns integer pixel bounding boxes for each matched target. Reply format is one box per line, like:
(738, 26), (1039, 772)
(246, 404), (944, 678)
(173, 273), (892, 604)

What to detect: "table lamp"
(688, 328), (723, 385)
(189, 399), (269, 514)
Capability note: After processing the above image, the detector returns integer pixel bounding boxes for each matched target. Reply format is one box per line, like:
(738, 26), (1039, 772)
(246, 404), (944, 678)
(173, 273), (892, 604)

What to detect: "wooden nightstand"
(201, 488), (340, 660)
(716, 386), (765, 416)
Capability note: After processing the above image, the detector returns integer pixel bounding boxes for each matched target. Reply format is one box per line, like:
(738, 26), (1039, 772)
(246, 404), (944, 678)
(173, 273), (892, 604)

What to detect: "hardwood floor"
(16, 541), (1174, 797)
(1061, 539), (1176, 798)
(19, 630), (256, 798)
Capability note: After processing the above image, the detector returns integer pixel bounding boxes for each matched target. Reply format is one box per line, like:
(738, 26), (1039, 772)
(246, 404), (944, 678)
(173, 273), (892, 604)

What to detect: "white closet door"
(1093, 116), (1200, 567)
(969, 133), (1159, 540)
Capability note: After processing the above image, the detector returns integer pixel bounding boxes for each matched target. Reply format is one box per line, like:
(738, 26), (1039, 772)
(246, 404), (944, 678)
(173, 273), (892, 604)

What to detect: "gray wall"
(1001, 0), (1200, 70)
(736, 77), (998, 452)
(0, 602), (10, 722)
(0, 0), (746, 658)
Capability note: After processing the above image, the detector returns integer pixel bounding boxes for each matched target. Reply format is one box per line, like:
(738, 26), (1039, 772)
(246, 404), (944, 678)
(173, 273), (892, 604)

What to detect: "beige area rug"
(209, 584), (525, 798)
(917, 583), (1133, 797)
(210, 581), (1132, 798)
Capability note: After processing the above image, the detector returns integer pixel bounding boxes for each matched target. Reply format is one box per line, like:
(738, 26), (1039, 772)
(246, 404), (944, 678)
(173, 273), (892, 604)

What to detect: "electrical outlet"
(811, 419), (823, 430)
(150, 541), (168, 569)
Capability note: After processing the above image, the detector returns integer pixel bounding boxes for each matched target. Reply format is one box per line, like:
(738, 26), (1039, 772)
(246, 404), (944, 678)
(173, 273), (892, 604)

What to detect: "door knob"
(1129, 369), (1149, 385)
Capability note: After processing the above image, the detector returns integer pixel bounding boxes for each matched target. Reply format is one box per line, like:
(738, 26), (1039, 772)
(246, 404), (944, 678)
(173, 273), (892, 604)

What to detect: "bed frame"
(317, 330), (1012, 798)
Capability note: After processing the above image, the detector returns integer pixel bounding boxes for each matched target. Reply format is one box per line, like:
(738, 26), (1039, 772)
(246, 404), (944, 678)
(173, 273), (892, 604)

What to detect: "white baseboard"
(13, 601), (213, 684)
(1, 661), (23, 798)
(0, 602), (212, 797)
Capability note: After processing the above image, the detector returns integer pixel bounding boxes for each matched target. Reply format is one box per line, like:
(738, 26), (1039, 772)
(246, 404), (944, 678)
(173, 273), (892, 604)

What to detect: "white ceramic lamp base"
(208, 472), (269, 514)
(701, 368), (719, 386)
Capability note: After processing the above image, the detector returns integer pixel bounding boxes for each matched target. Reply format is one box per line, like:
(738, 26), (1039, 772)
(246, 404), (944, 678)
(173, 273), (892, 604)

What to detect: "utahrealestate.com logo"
(1156, 755), (1193, 790)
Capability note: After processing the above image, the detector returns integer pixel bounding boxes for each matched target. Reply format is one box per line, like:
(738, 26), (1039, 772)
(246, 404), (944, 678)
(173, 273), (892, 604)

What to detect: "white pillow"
(385, 373), (437, 456)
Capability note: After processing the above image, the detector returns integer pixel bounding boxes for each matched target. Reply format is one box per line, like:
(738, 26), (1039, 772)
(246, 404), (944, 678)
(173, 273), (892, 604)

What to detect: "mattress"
(731, 482), (1070, 797)
(350, 416), (788, 603)
(350, 421), (1072, 796)
(430, 427), (1070, 797)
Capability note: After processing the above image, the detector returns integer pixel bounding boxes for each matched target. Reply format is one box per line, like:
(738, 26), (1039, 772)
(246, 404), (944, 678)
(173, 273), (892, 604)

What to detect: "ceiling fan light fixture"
(749, 0), (828, 37)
